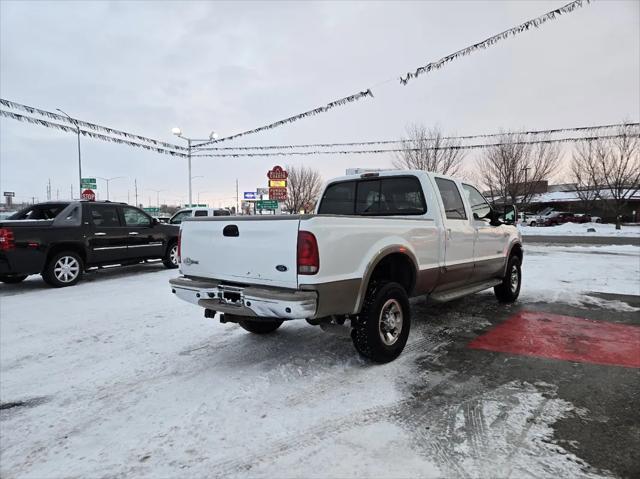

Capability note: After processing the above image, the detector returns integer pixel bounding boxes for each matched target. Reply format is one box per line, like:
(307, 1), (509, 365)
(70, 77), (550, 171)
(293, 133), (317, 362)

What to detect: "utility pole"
(134, 179), (139, 207)
(127, 190), (130, 204)
(236, 178), (239, 215)
(522, 165), (531, 207)
(171, 128), (218, 207)
(71, 184), (73, 199)
(56, 189), (59, 200)
(57, 108), (82, 194)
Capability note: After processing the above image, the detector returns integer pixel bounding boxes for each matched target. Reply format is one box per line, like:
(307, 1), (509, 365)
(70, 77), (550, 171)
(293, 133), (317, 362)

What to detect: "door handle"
(129, 232), (139, 235)
(95, 232), (107, 236)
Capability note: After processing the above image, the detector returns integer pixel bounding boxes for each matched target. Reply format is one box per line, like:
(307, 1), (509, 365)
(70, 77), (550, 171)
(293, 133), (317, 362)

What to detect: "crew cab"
(170, 171), (522, 363)
(0, 201), (179, 287)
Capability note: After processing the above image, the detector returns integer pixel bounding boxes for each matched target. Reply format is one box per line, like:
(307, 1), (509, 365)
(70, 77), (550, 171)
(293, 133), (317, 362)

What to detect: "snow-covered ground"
(519, 223), (640, 237)
(1, 245), (638, 478)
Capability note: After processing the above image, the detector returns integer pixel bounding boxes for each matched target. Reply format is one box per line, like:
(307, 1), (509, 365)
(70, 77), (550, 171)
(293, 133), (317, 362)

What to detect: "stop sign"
(81, 189), (96, 201)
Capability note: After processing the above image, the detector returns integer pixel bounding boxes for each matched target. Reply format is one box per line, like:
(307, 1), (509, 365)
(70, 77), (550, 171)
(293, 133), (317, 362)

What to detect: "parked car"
(574, 213), (601, 223)
(542, 211), (576, 226)
(528, 207), (556, 227)
(170, 170), (522, 363)
(0, 201), (180, 287)
(169, 207), (231, 224)
(154, 216), (171, 224)
(517, 212), (537, 226)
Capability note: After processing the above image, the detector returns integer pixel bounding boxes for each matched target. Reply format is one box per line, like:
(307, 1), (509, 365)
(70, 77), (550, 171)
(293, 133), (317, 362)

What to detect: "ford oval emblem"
(276, 265), (288, 272)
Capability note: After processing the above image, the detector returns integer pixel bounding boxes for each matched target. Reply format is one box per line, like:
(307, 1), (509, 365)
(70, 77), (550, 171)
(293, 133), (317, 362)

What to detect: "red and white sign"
(269, 188), (287, 201)
(267, 165), (288, 180)
(81, 189), (96, 201)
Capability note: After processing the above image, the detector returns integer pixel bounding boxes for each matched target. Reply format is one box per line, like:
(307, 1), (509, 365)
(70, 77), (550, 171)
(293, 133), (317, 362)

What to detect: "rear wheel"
(494, 255), (521, 303)
(0, 274), (28, 284)
(351, 281), (411, 363)
(239, 319), (283, 334)
(42, 251), (83, 287)
(163, 241), (179, 269)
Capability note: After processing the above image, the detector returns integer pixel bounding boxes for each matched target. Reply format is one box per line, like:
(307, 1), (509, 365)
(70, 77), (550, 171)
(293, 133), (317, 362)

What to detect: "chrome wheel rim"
(510, 264), (519, 292)
(379, 299), (403, 346)
(53, 256), (80, 283)
(169, 244), (179, 265)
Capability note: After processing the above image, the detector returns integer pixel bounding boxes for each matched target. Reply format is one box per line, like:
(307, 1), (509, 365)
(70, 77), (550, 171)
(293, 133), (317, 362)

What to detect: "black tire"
(163, 241), (179, 269)
(238, 319), (283, 334)
(42, 251), (83, 288)
(529, 221), (536, 227)
(351, 281), (411, 363)
(0, 274), (28, 284)
(494, 255), (521, 303)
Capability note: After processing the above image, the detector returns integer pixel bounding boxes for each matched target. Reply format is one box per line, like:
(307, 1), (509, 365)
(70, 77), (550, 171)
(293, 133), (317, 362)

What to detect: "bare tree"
(476, 132), (559, 211)
(570, 139), (603, 213)
(284, 165), (323, 214)
(393, 124), (465, 176)
(594, 125), (639, 228)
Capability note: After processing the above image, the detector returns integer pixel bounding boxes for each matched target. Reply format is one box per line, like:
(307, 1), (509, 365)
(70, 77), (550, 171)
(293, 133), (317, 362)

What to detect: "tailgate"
(179, 217), (301, 289)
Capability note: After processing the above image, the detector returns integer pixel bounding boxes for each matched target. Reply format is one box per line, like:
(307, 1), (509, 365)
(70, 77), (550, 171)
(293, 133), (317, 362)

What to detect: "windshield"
(169, 210), (192, 224)
(8, 203), (70, 220)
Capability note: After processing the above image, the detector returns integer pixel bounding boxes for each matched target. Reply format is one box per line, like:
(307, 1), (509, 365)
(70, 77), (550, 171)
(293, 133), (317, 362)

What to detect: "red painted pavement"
(468, 311), (640, 369)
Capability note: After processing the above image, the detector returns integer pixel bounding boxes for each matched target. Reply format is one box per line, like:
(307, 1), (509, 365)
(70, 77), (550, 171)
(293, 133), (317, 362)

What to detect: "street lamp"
(172, 128), (218, 206)
(96, 176), (125, 201)
(147, 189), (166, 208)
(57, 108), (82, 197)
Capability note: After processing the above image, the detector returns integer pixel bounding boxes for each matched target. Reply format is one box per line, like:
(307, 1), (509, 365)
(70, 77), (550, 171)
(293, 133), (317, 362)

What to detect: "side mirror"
(152, 217), (159, 225)
(503, 205), (517, 225)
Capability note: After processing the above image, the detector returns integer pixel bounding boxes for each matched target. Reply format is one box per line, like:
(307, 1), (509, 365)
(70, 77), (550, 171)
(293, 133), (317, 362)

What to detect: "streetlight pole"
(57, 108), (82, 197)
(148, 189), (166, 208)
(96, 176), (125, 201)
(171, 128), (218, 206)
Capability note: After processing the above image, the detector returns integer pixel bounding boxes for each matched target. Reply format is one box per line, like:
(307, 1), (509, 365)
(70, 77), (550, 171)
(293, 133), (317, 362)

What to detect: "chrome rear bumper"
(169, 276), (317, 320)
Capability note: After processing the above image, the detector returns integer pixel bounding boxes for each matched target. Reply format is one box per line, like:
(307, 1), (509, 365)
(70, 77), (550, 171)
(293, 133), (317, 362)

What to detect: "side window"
(194, 210), (208, 217)
(89, 205), (121, 227)
(435, 178), (467, 220)
(462, 184), (491, 220)
(355, 180), (381, 214)
(170, 210), (192, 224)
(380, 177), (427, 215)
(214, 209), (230, 216)
(317, 181), (356, 215)
(123, 207), (152, 226)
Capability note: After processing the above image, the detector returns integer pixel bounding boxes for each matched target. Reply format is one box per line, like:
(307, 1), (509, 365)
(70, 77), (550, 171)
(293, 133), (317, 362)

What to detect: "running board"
(429, 279), (502, 303)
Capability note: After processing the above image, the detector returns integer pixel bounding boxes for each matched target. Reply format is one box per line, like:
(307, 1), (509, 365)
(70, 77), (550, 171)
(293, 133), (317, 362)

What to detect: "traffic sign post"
(257, 200), (278, 210)
(243, 192), (257, 200)
(81, 178), (97, 189)
(81, 189), (96, 201)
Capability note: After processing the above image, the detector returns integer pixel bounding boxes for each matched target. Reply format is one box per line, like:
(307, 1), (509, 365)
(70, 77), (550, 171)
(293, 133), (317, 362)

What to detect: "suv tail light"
(0, 228), (15, 251)
(297, 231), (319, 275)
(177, 229), (182, 263)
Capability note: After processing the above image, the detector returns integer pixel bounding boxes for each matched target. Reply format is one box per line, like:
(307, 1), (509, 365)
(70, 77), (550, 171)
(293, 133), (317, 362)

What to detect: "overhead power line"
(194, 122), (635, 151)
(0, 98), (186, 152)
(195, 0), (591, 147)
(0, 110), (187, 157)
(192, 133), (638, 158)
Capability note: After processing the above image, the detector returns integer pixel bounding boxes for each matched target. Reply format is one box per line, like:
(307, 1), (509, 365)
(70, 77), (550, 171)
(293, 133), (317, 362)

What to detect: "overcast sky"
(1, 0), (638, 207)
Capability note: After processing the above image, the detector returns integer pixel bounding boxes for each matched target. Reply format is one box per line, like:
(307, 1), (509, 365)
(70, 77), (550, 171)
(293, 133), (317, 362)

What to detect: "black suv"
(0, 201), (180, 287)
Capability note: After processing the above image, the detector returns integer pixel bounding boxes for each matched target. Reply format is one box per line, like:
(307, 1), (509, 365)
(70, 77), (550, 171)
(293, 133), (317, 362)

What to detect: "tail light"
(297, 231), (319, 275)
(0, 228), (15, 251)
(177, 229), (182, 263)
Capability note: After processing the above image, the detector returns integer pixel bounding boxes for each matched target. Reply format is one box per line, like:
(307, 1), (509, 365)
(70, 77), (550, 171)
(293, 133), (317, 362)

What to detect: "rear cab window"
(318, 176), (427, 216)
(194, 210), (208, 217)
(434, 178), (467, 220)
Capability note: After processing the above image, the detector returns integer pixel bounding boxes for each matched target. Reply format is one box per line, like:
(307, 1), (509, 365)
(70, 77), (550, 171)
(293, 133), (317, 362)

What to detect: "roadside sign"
(244, 192), (257, 200)
(81, 189), (96, 201)
(3, 192), (15, 197)
(269, 187), (287, 201)
(184, 204), (208, 208)
(257, 200), (278, 210)
(267, 165), (288, 180)
(143, 207), (160, 214)
(256, 187), (269, 196)
(269, 180), (287, 188)
(81, 178), (97, 189)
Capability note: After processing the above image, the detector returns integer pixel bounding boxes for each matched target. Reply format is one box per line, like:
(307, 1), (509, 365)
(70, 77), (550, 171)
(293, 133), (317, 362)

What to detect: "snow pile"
(519, 223), (640, 237)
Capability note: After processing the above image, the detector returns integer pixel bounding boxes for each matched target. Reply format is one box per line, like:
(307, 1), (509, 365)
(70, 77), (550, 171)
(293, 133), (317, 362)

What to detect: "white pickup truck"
(170, 170), (522, 363)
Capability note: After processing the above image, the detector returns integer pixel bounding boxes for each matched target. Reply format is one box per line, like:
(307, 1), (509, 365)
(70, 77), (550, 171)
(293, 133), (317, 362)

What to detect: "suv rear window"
(318, 176), (427, 216)
(9, 203), (69, 220)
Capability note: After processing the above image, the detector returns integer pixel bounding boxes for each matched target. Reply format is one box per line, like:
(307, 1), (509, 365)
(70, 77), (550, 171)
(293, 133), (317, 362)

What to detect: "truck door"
(462, 184), (506, 281)
(121, 206), (165, 260)
(432, 177), (475, 290)
(85, 204), (129, 264)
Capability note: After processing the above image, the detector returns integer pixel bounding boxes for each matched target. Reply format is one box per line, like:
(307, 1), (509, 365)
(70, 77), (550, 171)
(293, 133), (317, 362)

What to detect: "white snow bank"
(519, 223), (640, 237)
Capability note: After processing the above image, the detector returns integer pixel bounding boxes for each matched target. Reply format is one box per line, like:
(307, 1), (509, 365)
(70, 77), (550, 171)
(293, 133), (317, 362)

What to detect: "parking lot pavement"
(1, 246), (639, 478)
